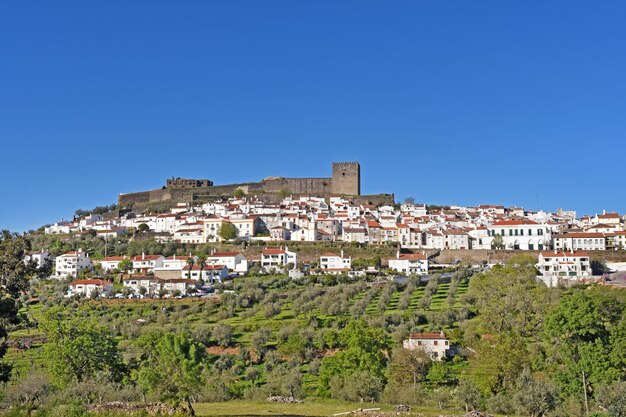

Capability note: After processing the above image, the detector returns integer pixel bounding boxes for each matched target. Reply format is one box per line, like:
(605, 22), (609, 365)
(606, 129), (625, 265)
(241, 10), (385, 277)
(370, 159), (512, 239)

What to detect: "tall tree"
(186, 257), (195, 279)
(135, 333), (206, 416)
(0, 230), (33, 382)
(217, 222), (238, 241)
(318, 320), (389, 397)
(544, 289), (624, 397)
(40, 309), (125, 385)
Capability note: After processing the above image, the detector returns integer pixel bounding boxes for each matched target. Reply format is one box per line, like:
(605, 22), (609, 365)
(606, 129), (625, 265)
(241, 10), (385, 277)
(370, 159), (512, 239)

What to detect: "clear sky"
(2, 1), (626, 232)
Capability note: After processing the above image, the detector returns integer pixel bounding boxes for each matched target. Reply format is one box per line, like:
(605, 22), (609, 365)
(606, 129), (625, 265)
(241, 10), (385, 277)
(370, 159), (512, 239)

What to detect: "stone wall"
(331, 162), (360, 195)
(119, 162), (364, 209)
(261, 177), (332, 195)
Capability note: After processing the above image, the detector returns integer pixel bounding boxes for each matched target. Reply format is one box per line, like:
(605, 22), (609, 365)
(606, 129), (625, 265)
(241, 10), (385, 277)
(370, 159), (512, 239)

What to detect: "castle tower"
(331, 162), (360, 195)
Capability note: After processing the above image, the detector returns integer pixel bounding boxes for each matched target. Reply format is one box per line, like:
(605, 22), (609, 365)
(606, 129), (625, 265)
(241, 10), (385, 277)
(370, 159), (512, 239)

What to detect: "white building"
(207, 251), (249, 275)
(403, 332), (451, 361)
(552, 233), (606, 251)
(173, 227), (205, 244)
(98, 256), (128, 272)
(443, 230), (471, 249)
(162, 255), (192, 270)
(487, 220), (551, 250)
(319, 251), (351, 274)
(183, 264), (229, 282)
(388, 252), (429, 275)
(24, 249), (50, 269)
(261, 247), (297, 270)
(468, 227), (490, 250)
(55, 249), (93, 278)
(132, 253), (164, 274)
(342, 227), (368, 244)
(45, 221), (73, 235)
(122, 275), (161, 295)
(536, 251), (592, 287)
(66, 279), (112, 298)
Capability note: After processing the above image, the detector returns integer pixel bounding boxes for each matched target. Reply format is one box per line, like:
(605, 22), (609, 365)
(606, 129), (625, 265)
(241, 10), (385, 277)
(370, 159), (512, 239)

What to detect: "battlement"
(120, 162), (363, 209)
(166, 177), (213, 189)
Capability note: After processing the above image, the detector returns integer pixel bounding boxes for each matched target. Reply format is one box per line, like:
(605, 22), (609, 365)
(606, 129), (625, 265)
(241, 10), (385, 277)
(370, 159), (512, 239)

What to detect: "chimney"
(340, 250), (344, 258)
(396, 249), (400, 258)
(142, 252), (145, 260)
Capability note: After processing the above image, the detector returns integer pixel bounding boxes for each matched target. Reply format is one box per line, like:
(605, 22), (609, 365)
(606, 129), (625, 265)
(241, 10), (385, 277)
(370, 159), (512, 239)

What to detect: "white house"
(443, 230), (471, 249)
(55, 249), (93, 278)
(24, 249), (50, 269)
(342, 227), (368, 244)
(403, 332), (451, 361)
(122, 275), (161, 295)
(159, 278), (198, 295)
(319, 251), (351, 274)
(552, 233), (606, 251)
(487, 220), (551, 250)
(536, 251), (592, 287)
(183, 264), (229, 282)
(207, 251), (249, 275)
(98, 256), (128, 272)
(162, 255), (192, 270)
(45, 221), (73, 235)
(388, 252), (429, 275)
(173, 227), (205, 244)
(261, 247), (297, 270)
(132, 253), (164, 274)
(270, 226), (291, 241)
(67, 279), (112, 298)
(468, 227), (491, 250)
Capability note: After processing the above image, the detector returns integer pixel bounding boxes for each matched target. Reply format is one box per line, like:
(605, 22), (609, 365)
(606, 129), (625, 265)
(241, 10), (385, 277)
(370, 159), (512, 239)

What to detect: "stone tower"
(331, 162), (361, 195)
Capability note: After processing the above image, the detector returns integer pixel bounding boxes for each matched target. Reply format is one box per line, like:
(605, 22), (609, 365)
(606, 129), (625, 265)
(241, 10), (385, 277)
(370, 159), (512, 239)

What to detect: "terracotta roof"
(69, 279), (109, 286)
(598, 213), (620, 218)
(554, 233), (606, 239)
(132, 255), (163, 261)
(492, 220), (539, 226)
(262, 248), (286, 255)
(100, 256), (127, 262)
(408, 332), (447, 340)
(540, 251), (589, 258)
(188, 264), (226, 270)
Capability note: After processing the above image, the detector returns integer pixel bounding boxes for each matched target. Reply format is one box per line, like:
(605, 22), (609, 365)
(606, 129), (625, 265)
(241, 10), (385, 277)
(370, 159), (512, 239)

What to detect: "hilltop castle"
(118, 162), (392, 210)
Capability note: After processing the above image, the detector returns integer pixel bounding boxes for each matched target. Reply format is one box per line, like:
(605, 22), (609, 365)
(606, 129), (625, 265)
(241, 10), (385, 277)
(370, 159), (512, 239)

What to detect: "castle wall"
(261, 177), (332, 195)
(119, 191), (151, 208)
(349, 194), (395, 207)
(119, 162), (363, 209)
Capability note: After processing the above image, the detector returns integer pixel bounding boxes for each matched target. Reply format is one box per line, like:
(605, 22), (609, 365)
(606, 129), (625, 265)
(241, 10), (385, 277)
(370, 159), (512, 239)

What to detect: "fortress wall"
(119, 191), (151, 208)
(149, 189), (171, 202)
(349, 194), (395, 206)
(262, 177), (332, 194)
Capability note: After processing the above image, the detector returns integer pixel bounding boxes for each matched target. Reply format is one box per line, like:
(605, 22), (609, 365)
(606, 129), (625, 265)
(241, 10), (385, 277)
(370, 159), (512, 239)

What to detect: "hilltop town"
(29, 162), (626, 297)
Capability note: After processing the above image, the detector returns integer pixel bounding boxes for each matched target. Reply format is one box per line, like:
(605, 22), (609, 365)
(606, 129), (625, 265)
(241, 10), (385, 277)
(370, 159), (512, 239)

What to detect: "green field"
(7, 275), (469, 386)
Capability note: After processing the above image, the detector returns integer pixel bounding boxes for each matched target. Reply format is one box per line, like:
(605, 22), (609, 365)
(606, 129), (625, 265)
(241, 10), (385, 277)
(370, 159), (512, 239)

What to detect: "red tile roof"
(540, 251), (589, 258)
(492, 220), (539, 226)
(69, 279), (110, 286)
(408, 332), (447, 340)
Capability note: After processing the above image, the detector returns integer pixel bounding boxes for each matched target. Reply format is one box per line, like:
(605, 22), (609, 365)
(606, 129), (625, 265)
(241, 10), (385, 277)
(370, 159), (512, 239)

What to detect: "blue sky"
(2, 1), (626, 232)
